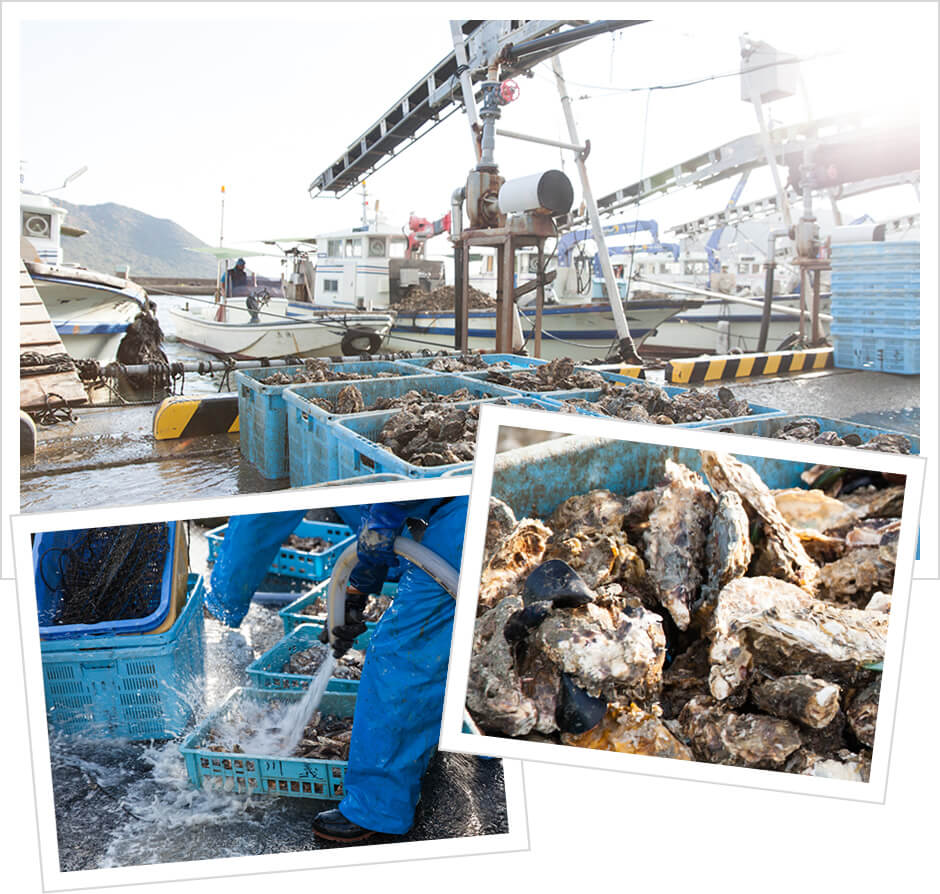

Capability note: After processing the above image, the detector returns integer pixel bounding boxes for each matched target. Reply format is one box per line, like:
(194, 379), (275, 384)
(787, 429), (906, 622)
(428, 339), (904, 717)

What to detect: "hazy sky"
(11, 2), (936, 276)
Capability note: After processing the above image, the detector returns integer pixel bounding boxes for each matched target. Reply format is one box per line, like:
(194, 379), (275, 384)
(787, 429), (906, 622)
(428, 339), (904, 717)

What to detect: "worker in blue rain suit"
(207, 497), (468, 842)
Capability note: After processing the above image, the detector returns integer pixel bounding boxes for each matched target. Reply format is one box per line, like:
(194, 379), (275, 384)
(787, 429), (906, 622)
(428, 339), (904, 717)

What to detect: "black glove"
(325, 586), (369, 658)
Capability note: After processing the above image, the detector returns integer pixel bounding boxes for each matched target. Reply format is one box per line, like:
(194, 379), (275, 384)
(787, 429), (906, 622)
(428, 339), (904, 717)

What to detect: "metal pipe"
(634, 273), (832, 321)
(758, 227), (790, 351)
(552, 55), (639, 363)
(495, 127), (586, 154)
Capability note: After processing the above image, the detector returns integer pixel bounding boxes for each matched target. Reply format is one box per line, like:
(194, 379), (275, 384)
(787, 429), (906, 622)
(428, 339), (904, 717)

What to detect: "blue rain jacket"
(339, 495), (467, 834)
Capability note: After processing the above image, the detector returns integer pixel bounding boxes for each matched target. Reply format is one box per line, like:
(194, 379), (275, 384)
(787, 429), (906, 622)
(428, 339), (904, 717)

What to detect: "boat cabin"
(20, 193), (69, 265)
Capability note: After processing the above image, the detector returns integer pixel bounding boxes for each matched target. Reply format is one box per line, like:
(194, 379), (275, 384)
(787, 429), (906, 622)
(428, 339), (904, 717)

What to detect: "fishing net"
(40, 523), (170, 626)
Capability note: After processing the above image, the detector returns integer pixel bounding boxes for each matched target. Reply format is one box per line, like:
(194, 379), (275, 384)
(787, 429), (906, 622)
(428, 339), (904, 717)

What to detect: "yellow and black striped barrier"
(666, 347), (834, 385)
(614, 364), (645, 381)
(153, 394), (240, 440)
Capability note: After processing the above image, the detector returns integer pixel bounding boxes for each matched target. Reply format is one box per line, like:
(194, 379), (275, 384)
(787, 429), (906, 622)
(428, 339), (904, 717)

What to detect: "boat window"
(369, 237), (386, 258)
(345, 239), (362, 258)
(388, 238), (407, 258)
(23, 211), (52, 238)
(323, 279), (339, 292)
(327, 239), (343, 257)
(659, 263), (670, 275)
(683, 262), (696, 275)
(527, 255), (541, 274)
(752, 263), (761, 274)
(737, 262), (749, 274)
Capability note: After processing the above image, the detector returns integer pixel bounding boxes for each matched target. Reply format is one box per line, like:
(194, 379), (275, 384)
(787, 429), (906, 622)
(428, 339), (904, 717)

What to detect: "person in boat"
(207, 497), (468, 843)
(221, 257), (252, 297)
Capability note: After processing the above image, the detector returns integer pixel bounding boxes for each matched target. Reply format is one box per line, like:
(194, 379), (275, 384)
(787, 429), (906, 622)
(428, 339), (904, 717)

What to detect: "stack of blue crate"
(829, 241), (920, 374)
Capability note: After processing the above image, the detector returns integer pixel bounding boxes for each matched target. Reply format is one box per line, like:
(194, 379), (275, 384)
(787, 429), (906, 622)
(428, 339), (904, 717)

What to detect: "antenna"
(39, 165), (88, 195)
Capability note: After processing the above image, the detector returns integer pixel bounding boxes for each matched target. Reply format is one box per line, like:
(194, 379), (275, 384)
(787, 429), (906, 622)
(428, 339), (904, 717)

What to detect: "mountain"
(54, 200), (219, 278)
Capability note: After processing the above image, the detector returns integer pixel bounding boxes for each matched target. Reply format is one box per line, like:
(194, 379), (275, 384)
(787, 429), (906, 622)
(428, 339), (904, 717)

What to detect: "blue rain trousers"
(339, 496), (468, 834)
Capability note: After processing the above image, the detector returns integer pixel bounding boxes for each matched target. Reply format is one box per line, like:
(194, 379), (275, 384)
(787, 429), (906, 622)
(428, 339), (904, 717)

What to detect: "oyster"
(678, 696), (801, 768)
(772, 488), (858, 532)
(484, 498), (517, 567)
(466, 595), (537, 736)
(846, 679), (880, 748)
(798, 749), (871, 782)
(818, 545), (896, 604)
(544, 527), (645, 591)
(750, 674), (841, 729)
(839, 485), (905, 519)
(335, 384), (365, 414)
(707, 577), (888, 701)
(563, 702), (694, 760)
(378, 404), (479, 467)
(547, 490), (628, 538)
(478, 518), (552, 614)
(701, 490), (753, 607)
(702, 451), (820, 593)
(642, 460), (716, 630)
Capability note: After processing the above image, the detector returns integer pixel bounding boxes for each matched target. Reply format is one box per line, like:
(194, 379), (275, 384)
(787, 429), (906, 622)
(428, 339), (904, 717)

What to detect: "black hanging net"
(40, 523), (171, 626)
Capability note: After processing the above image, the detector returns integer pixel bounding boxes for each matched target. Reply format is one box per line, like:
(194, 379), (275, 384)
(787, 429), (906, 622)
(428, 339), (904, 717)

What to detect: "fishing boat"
(20, 191), (151, 363)
(167, 247), (394, 359)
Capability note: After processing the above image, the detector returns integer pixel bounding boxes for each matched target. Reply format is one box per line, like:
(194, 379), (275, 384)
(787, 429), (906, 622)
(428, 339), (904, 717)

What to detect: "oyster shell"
(547, 490), (628, 537)
(562, 702), (693, 760)
(544, 527), (646, 591)
(798, 749), (871, 781)
(642, 460), (716, 630)
(702, 451), (820, 593)
(335, 383), (365, 414)
(701, 490), (753, 607)
(750, 674), (841, 729)
(707, 577), (888, 701)
(846, 679), (880, 748)
(484, 498), (517, 567)
(466, 595), (537, 736)
(478, 519), (552, 614)
(818, 545), (896, 604)
(678, 695), (801, 768)
(772, 488), (858, 532)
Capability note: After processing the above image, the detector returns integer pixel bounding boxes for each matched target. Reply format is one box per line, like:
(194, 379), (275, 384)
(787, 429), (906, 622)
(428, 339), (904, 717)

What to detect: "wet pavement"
(46, 523), (508, 871)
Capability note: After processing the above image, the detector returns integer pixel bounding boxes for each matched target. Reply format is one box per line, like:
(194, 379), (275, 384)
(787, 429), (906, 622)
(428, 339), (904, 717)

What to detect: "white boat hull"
(168, 300), (394, 359)
(26, 263), (147, 363)
(384, 297), (700, 361)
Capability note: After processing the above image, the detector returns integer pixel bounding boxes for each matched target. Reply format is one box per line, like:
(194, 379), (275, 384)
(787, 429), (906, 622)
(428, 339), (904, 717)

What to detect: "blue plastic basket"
(328, 396), (565, 481)
(831, 241), (920, 260)
(180, 687), (354, 799)
(279, 579), (397, 637)
(236, 361), (423, 480)
(546, 386), (781, 428)
(832, 331), (920, 375)
(206, 519), (354, 584)
(696, 414), (919, 453)
(831, 270), (919, 290)
(247, 624), (366, 691)
(41, 573), (206, 740)
(283, 374), (519, 486)
(35, 521), (180, 640)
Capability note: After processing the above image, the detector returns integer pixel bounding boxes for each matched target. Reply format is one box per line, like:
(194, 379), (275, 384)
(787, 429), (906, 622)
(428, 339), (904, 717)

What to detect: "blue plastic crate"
(493, 436), (853, 519)
(328, 396), (566, 481)
(180, 687), (354, 800)
(236, 361), (423, 480)
(280, 579), (398, 637)
(831, 241), (919, 260)
(35, 521), (180, 640)
(833, 331), (919, 375)
(831, 297), (920, 327)
(206, 519), (354, 584)
(41, 573), (206, 740)
(831, 270), (919, 291)
(696, 414), (919, 453)
(247, 624), (366, 691)
(831, 320), (919, 338)
(399, 353), (549, 374)
(283, 374), (519, 486)
(459, 367), (638, 399)
(546, 386), (781, 428)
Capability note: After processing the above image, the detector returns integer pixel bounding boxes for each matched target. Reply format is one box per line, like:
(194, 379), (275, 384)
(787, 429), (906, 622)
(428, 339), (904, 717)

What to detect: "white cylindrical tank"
(498, 170), (574, 215)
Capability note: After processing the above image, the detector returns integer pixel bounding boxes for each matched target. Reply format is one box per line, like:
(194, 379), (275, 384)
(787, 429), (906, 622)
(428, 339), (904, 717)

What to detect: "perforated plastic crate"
(41, 573), (206, 740)
(832, 331), (919, 375)
(831, 241), (919, 260)
(280, 579), (398, 637)
(831, 297), (920, 328)
(35, 521), (184, 641)
(247, 624), (366, 691)
(328, 396), (566, 481)
(831, 270), (919, 290)
(697, 414), (919, 453)
(180, 687), (354, 799)
(206, 518), (354, 584)
(236, 361), (423, 479)
(283, 374), (518, 486)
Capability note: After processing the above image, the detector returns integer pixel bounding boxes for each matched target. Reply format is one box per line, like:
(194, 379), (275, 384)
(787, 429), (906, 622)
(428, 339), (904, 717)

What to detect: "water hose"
(326, 538), (483, 737)
(326, 538), (459, 644)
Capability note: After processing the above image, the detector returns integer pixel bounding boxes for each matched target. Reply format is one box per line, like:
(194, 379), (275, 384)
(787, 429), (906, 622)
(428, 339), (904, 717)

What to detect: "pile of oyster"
(419, 354), (513, 373)
(259, 358), (398, 386)
(564, 381), (753, 424)
(485, 357), (606, 392)
(377, 404), (483, 467)
(303, 383), (479, 415)
(285, 534), (331, 553)
(468, 452), (905, 781)
(754, 417), (912, 453)
(300, 593), (392, 624)
(292, 713), (354, 760)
